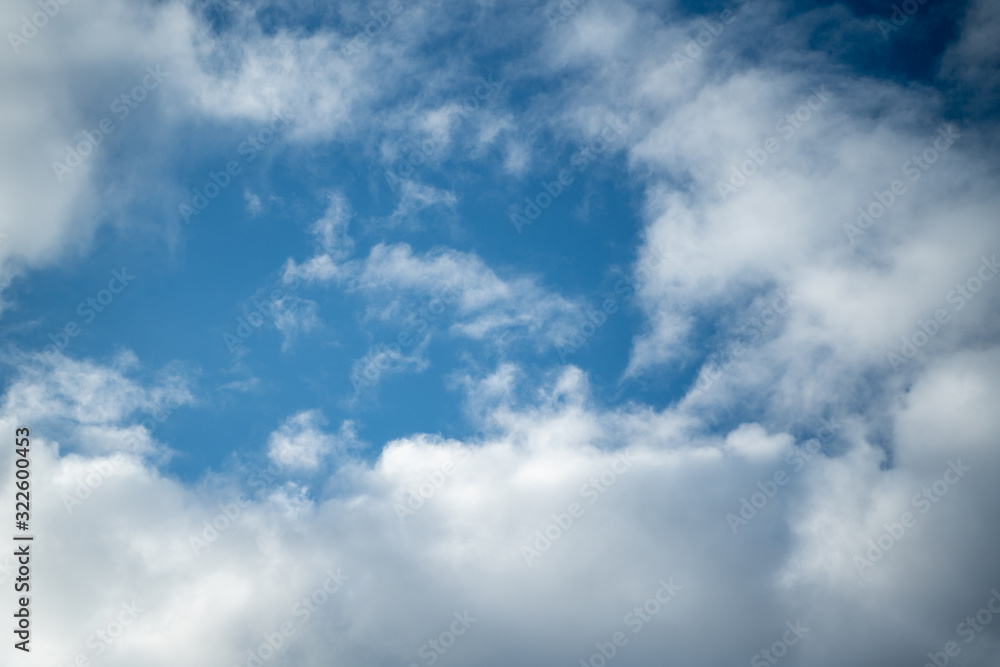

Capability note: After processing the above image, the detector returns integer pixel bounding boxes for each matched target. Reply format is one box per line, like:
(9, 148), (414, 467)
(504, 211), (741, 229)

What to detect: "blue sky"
(1, 0), (999, 665)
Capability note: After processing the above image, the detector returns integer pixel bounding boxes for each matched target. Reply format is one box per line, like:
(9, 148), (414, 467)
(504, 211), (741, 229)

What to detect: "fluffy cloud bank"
(1, 345), (999, 665)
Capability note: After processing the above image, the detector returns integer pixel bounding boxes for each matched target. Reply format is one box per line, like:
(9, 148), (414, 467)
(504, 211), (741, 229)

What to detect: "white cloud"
(530, 7), (1000, 430)
(384, 179), (458, 227)
(310, 192), (354, 261)
(4, 350), (1000, 665)
(939, 0), (1000, 111)
(290, 237), (582, 345)
(349, 339), (430, 398)
(1, 350), (193, 457)
(282, 198), (587, 392)
(266, 409), (356, 469)
(244, 189), (262, 216)
(272, 296), (321, 351)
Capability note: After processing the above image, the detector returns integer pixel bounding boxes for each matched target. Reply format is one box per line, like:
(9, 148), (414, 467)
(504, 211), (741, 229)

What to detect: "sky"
(0, 0), (999, 665)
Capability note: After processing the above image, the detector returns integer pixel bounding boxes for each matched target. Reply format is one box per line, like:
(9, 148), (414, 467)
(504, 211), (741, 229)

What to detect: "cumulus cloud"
(1, 350), (193, 458)
(2, 350), (1000, 665)
(266, 409), (357, 469)
(515, 1), (998, 441)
